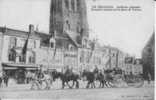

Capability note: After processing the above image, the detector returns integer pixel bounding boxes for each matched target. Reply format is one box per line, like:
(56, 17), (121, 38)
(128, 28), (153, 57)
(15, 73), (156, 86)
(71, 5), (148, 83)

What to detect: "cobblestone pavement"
(0, 80), (154, 100)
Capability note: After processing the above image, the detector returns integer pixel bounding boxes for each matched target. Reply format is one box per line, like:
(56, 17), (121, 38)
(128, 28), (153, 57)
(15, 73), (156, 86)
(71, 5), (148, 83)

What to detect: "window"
(77, 22), (81, 33)
(64, 20), (70, 31)
(65, 0), (69, 9)
(10, 37), (17, 48)
(18, 38), (26, 48)
(71, 0), (75, 11)
(51, 43), (54, 48)
(34, 40), (36, 48)
(19, 54), (25, 63)
(77, 0), (80, 10)
(29, 52), (35, 63)
(112, 53), (115, 57)
(74, 0), (77, 11)
(83, 38), (88, 48)
(8, 48), (16, 62)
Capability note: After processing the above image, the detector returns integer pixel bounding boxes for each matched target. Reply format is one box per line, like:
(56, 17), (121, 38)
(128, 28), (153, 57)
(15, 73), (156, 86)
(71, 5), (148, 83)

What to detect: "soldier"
(147, 73), (151, 84)
(99, 69), (104, 77)
(65, 66), (70, 75)
(65, 66), (73, 76)
(93, 65), (99, 74)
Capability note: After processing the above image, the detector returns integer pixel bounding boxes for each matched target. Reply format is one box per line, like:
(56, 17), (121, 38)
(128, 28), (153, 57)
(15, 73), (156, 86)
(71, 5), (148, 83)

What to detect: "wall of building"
(1, 35), (40, 65)
(142, 33), (155, 80)
(49, 0), (89, 50)
(1, 35), (10, 63)
(0, 32), (3, 71)
(36, 48), (64, 70)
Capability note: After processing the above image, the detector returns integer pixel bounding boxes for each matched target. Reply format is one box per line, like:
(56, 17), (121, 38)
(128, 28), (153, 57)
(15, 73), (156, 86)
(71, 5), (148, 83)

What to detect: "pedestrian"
(147, 73), (151, 84)
(3, 71), (9, 87)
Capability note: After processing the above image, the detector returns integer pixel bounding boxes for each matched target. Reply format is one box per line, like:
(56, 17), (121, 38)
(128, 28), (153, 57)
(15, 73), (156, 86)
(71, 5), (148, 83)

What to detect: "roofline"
(0, 26), (51, 39)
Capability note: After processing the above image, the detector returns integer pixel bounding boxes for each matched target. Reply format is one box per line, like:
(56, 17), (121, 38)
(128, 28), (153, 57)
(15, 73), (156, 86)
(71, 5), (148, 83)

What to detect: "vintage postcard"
(0, 0), (154, 100)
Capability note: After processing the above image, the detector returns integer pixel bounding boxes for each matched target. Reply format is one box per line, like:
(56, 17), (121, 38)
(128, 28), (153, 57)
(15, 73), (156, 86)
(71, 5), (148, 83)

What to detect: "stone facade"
(49, 0), (89, 49)
(0, 26), (46, 70)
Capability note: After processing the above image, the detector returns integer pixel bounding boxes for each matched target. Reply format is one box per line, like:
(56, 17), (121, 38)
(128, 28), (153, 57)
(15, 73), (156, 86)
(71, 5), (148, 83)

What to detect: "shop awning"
(3, 67), (17, 70)
(2, 63), (38, 69)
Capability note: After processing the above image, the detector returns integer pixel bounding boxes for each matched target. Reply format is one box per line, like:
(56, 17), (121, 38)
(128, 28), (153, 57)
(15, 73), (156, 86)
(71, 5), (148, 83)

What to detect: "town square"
(0, 0), (154, 100)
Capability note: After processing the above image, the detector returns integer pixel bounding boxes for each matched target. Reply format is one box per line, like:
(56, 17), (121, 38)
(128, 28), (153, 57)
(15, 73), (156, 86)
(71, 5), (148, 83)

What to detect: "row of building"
(0, 25), (142, 74)
(0, 0), (143, 83)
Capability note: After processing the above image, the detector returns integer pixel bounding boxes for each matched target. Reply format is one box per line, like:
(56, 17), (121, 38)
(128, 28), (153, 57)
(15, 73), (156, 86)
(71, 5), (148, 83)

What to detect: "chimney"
(29, 24), (34, 34)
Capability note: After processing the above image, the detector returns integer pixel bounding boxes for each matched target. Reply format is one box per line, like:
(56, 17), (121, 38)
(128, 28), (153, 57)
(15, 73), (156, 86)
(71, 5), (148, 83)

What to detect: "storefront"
(2, 63), (38, 84)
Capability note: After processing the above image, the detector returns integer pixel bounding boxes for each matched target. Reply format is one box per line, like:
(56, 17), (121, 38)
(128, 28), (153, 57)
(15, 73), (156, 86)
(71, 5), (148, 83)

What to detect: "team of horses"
(28, 68), (124, 90)
(0, 68), (144, 89)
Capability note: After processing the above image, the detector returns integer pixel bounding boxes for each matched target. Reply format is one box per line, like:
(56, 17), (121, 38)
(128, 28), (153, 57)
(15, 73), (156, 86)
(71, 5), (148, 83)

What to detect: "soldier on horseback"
(93, 65), (99, 80)
(93, 65), (99, 74)
(65, 66), (73, 77)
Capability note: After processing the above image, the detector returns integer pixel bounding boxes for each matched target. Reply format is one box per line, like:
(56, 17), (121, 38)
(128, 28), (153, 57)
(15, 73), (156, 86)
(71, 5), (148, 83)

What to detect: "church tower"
(49, 0), (89, 49)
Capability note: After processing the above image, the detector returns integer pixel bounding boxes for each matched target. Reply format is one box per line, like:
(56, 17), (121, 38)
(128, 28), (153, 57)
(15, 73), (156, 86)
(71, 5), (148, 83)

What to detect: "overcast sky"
(0, 0), (154, 57)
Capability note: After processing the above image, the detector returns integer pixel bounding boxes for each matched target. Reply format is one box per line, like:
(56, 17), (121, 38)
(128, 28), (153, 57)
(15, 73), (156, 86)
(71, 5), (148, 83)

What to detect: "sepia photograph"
(0, 0), (154, 100)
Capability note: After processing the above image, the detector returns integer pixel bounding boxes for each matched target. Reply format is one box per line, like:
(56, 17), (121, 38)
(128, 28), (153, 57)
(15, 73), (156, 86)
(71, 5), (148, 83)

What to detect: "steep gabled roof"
(64, 30), (81, 47)
(0, 26), (50, 40)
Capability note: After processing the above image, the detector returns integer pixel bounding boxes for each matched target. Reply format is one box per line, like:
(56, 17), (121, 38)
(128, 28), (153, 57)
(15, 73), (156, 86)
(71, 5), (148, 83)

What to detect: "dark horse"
(81, 70), (96, 88)
(0, 76), (2, 87)
(81, 70), (107, 88)
(51, 70), (80, 89)
(95, 71), (108, 88)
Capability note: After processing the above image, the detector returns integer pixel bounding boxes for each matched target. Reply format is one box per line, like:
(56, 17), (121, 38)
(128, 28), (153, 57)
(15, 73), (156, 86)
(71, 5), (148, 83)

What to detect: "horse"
(51, 70), (80, 89)
(81, 70), (96, 88)
(95, 71), (108, 88)
(0, 76), (3, 87)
